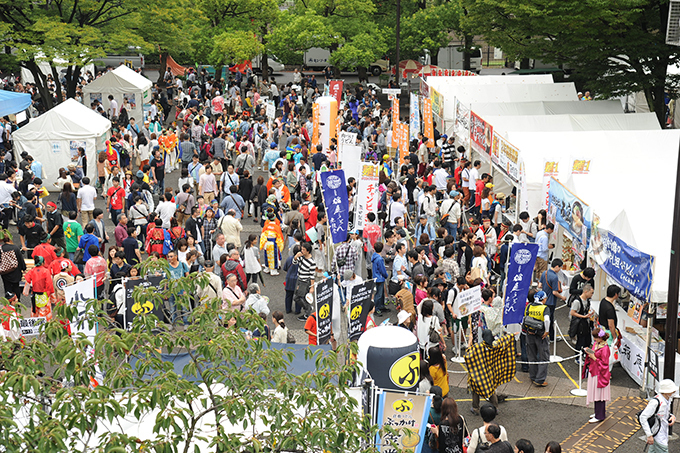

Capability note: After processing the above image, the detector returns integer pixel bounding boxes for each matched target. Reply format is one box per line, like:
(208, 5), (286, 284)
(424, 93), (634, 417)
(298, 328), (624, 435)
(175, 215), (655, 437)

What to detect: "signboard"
(409, 93), (420, 141)
(453, 285), (482, 318)
(572, 159), (591, 175)
(329, 80), (343, 107)
(648, 348), (659, 381)
(419, 79), (429, 98)
(375, 391), (431, 453)
(430, 87), (443, 124)
(391, 99), (400, 148)
(490, 132), (520, 183)
(266, 100), (276, 119)
(422, 98), (434, 148)
(503, 243), (539, 325)
(338, 131), (357, 147)
(619, 335), (645, 385)
(341, 145), (363, 186)
(469, 111), (492, 160)
(548, 177), (591, 247)
(320, 170), (349, 244)
(69, 140), (86, 158)
(383, 88), (401, 96)
(542, 160), (560, 209)
(356, 163), (380, 230)
(315, 277), (334, 345)
(590, 226), (655, 301)
(348, 279), (375, 341)
(19, 317), (46, 336)
(312, 103), (320, 147)
(454, 99), (470, 150)
(124, 275), (165, 329)
(65, 277), (97, 342)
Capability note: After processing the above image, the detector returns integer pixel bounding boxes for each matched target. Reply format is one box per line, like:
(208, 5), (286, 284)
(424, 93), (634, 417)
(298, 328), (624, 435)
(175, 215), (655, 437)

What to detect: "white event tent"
(470, 100), (624, 117)
(82, 65), (153, 122)
(505, 129), (680, 304)
(12, 99), (110, 184)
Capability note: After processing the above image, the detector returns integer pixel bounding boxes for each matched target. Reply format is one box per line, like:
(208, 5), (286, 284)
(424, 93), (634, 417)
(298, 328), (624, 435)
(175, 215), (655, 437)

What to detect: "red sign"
(469, 111), (493, 158)
(329, 80), (343, 107)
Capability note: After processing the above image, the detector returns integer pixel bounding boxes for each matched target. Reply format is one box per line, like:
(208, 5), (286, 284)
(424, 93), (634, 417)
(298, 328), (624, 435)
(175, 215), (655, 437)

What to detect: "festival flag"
(423, 98), (434, 148)
(348, 279), (375, 341)
(503, 243), (539, 325)
(320, 170), (349, 244)
(315, 278), (334, 345)
(391, 99), (400, 148)
(399, 122), (409, 166)
(329, 80), (343, 107)
(409, 93), (420, 141)
(356, 163), (380, 231)
(312, 103), (320, 147)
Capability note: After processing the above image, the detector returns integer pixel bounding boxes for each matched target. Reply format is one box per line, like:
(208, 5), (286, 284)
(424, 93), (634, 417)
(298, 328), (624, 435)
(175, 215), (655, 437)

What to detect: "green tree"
(460, 0), (679, 125)
(0, 0), (152, 110)
(0, 258), (393, 452)
(400, 3), (462, 62)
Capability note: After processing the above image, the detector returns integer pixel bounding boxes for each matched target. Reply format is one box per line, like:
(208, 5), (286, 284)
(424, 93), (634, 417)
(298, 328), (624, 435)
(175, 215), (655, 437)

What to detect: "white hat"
(659, 379), (678, 394)
(397, 310), (410, 325)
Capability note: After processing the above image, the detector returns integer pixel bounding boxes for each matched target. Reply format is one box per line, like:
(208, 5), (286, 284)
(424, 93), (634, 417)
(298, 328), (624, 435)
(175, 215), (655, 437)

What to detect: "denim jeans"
(168, 295), (188, 325)
(375, 281), (386, 311)
(110, 208), (121, 226)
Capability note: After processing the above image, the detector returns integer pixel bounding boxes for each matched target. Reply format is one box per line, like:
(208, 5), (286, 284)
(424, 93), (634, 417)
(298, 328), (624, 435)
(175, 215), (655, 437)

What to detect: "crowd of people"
(0, 63), (677, 453)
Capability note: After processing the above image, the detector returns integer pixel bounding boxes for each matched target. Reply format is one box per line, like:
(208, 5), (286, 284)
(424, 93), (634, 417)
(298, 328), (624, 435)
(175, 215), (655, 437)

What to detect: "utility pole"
(664, 140), (680, 381)
(395, 0), (401, 84)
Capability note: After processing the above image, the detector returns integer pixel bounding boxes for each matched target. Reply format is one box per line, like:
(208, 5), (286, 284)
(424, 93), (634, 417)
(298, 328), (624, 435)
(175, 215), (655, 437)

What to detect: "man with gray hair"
(244, 283), (270, 315)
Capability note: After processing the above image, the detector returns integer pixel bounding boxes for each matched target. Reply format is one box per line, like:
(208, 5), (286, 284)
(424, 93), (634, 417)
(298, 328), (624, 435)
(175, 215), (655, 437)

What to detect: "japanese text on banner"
(409, 93), (420, 141)
(312, 103), (320, 147)
(320, 170), (349, 244)
(490, 132), (520, 183)
(391, 99), (400, 148)
(423, 98), (434, 148)
(356, 163), (380, 230)
(548, 177), (592, 247)
(469, 111), (492, 159)
(315, 278), (334, 345)
(503, 243), (539, 325)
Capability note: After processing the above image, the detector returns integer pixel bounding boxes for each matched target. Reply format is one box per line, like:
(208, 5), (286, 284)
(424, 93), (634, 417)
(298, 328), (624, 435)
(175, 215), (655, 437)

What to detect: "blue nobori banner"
(503, 242), (539, 325)
(320, 169), (349, 244)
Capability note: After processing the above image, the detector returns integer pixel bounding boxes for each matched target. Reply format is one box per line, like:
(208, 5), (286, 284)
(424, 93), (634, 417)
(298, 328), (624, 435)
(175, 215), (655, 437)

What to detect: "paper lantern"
(356, 326), (420, 391)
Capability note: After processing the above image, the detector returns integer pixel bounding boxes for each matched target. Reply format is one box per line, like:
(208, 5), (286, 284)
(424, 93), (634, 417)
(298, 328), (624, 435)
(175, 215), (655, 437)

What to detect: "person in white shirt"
(107, 95), (118, 119)
(468, 160), (481, 211)
(432, 160), (449, 194)
(518, 211), (538, 243)
(76, 177), (97, 226)
(387, 193), (408, 227)
(198, 164), (218, 203)
(156, 192), (177, 228)
(640, 379), (678, 453)
(439, 190), (462, 239)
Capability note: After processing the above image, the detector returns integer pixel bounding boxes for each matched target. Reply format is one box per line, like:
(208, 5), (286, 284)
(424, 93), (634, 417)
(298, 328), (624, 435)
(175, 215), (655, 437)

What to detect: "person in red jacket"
(32, 241), (57, 267)
(146, 218), (166, 257)
(24, 256), (55, 320)
(300, 192), (318, 240)
(49, 246), (81, 277)
(221, 249), (247, 291)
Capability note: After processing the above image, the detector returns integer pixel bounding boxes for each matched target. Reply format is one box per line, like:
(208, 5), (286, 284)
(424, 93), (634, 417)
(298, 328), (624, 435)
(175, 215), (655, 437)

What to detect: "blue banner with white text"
(503, 243), (539, 325)
(320, 169), (349, 244)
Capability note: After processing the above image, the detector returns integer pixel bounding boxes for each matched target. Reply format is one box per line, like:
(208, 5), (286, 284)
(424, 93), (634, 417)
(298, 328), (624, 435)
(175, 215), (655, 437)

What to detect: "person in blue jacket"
(372, 242), (389, 315)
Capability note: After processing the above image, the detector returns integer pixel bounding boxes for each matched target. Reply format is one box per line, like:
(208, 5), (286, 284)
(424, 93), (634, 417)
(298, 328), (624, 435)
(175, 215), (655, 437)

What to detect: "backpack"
(637, 397), (662, 437)
(0, 246), (19, 275)
(162, 230), (174, 256)
(522, 304), (547, 335)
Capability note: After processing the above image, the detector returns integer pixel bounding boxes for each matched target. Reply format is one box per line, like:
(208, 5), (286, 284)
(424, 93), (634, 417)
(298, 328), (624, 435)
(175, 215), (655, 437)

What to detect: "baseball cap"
(270, 142), (278, 148)
(136, 170), (144, 178)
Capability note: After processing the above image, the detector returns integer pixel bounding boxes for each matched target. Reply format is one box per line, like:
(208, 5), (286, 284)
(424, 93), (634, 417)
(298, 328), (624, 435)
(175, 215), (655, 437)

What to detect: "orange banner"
(399, 123), (409, 166)
(423, 98), (434, 148)
(312, 103), (320, 147)
(391, 99), (400, 148)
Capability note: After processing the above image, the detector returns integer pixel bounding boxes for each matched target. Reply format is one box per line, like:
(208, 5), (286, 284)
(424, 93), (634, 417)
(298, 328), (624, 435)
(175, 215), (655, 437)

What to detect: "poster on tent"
(356, 163), (380, 230)
(590, 224), (655, 301)
(375, 390), (432, 453)
(542, 160), (560, 211)
(51, 142), (62, 154)
(572, 159), (591, 175)
(124, 93), (136, 109)
(454, 99), (470, 151)
(453, 285), (482, 318)
(490, 132), (520, 183)
(69, 140), (86, 158)
(548, 177), (592, 247)
(423, 98), (434, 148)
(430, 87), (444, 128)
(469, 111), (492, 161)
(90, 93), (102, 104)
(409, 93), (420, 141)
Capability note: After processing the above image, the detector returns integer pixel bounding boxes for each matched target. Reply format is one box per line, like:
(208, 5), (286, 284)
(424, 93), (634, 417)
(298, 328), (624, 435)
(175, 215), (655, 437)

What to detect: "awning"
(0, 90), (31, 117)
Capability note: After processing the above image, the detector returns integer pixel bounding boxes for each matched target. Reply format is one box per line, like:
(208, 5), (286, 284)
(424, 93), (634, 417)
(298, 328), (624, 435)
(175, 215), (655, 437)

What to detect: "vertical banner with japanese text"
(315, 277), (334, 345)
(409, 93), (420, 141)
(391, 99), (400, 148)
(469, 111), (492, 160)
(312, 103), (320, 147)
(356, 163), (380, 231)
(399, 123), (409, 165)
(320, 170), (349, 244)
(329, 80), (343, 108)
(348, 279), (375, 341)
(454, 99), (470, 150)
(423, 98), (434, 148)
(503, 243), (539, 325)
(375, 391), (432, 453)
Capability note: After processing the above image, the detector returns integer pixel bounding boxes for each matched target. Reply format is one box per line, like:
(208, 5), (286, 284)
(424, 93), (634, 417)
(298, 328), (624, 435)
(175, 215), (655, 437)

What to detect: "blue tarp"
(0, 90), (31, 117)
(129, 343), (334, 384)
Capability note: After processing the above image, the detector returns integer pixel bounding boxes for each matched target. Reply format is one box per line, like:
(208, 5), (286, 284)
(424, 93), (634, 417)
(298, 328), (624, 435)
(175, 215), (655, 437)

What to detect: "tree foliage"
(460, 0), (679, 125)
(0, 258), (388, 453)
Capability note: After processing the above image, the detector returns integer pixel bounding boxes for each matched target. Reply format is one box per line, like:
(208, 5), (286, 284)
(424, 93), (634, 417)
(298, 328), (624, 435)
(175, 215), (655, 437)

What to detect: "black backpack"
(637, 397), (661, 436)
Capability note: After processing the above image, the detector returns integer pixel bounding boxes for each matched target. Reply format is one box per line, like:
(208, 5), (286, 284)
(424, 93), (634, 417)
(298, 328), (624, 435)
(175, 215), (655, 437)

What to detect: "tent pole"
(664, 138), (680, 381)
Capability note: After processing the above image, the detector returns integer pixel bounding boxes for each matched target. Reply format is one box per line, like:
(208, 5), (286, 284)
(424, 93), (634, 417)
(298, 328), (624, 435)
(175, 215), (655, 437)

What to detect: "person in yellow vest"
(523, 290), (551, 387)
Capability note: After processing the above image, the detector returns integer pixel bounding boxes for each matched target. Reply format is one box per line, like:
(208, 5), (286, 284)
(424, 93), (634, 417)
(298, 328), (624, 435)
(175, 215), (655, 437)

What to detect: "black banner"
(315, 277), (334, 345)
(124, 275), (165, 329)
(648, 348), (659, 381)
(348, 280), (375, 341)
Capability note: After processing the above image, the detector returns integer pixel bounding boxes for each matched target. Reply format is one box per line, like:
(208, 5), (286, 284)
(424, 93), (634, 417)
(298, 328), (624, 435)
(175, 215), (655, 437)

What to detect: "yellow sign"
(572, 159), (591, 175)
(132, 300), (154, 315)
(318, 303), (330, 319)
(392, 399), (414, 412)
(350, 305), (362, 321)
(389, 352), (420, 389)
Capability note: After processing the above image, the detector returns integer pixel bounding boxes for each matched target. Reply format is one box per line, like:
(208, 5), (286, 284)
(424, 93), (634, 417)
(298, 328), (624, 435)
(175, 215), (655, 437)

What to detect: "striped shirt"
(294, 255), (316, 282)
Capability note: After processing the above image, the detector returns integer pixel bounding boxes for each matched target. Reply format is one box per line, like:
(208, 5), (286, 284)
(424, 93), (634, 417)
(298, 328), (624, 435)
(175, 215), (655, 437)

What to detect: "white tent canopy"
(484, 112), (660, 138)
(470, 100), (623, 117)
(506, 129), (680, 303)
(427, 74), (554, 87)
(81, 65), (153, 122)
(13, 99), (110, 184)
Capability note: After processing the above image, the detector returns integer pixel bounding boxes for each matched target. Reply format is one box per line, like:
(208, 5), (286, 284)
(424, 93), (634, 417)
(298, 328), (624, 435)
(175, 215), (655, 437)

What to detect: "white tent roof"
(470, 100), (623, 117)
(507, 129), (680, 303)
(485, 112), (660, 138)
(427, 74), (554, 88)
(83, 65), (152, 94)
(13, 98), (110, 141)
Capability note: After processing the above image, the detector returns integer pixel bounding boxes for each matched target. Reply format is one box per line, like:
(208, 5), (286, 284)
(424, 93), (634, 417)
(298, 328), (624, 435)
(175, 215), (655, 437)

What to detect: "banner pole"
(570, 350), (587, 396)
